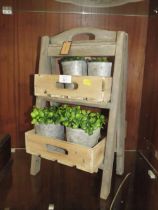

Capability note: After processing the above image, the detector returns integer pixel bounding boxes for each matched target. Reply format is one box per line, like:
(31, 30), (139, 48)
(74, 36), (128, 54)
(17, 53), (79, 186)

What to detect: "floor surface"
(0, 150), (157, 210)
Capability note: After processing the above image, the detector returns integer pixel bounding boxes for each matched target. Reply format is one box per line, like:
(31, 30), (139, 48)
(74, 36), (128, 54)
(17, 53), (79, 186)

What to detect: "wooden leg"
(100, 32), (128, 200)
(100, 89), (121, 199)
(100, 107), (118, 200)
(116, 90), (124, 175)
(116, 112), (125, 175)
(116, 61), (127, 175)
(30, 155), (41, 175)
(100, 144), (116, 199)
(100, 131), (117, 200)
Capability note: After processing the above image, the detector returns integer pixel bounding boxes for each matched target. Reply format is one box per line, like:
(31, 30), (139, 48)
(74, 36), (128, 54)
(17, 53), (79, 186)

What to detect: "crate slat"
(48, 41), (116, 57)
(37, 96), (112, 109)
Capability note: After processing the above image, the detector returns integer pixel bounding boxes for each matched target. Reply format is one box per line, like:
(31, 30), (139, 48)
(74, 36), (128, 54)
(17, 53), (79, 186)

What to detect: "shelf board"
(38, 96), (111, 109)
(48, 41), (116, 57)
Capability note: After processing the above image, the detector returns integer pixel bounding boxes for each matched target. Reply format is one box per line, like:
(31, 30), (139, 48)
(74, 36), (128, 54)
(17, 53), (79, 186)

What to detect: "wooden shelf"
(48, 41), (116, 57)
(38, 96), (112, 109)
(34, 74), (112, 105)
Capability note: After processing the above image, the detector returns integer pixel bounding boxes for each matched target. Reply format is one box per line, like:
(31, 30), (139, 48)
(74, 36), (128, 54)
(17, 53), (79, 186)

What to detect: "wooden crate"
(34, 74), (112, 103)
(25, 129), (106, 173)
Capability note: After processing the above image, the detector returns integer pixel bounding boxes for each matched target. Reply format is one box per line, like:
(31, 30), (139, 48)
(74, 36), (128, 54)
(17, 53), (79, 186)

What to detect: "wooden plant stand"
(25, 27), (128, 200)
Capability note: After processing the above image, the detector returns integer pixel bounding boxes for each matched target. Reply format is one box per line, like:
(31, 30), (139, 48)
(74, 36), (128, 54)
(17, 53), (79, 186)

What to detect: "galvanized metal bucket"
(35, 124), (65, 153)
(61, 60), (87, 89)
(66, 127), (100, 147)
(88, 62), (112, 76)
(62, 60), (87, 75)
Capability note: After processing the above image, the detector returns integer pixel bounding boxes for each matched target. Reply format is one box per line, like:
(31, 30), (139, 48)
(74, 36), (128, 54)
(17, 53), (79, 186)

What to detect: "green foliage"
(61, 56), (85, 62)
(59, 105), (106, 135)
(89, 57), (108, 62)
(31, 105), (106, 135)
(61, 56), (108, 62)
(31, 106), (61, 125)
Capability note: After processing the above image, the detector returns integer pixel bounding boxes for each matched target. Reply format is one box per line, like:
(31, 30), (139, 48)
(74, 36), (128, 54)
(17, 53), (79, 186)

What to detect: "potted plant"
(59, 105), (106, 147)
(88, 56), (112, 76)
(61, 56), (87, 75)
(31, 106), (65, 153)
(60, 56), (87, 89)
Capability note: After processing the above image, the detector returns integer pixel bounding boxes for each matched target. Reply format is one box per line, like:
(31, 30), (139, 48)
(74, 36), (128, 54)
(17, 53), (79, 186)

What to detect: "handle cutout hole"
(46, 144), (68, 155)
(72, 33), (95, 41)
(56, 82), (78, 90)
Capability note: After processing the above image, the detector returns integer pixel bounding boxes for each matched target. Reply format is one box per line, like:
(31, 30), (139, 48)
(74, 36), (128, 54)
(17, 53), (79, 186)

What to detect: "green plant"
(61, 56), (85, 62)
(31, 105), (106, 135)
(59, 105), (106, 135)
(31, 106), (61, 125)
(89, 57), (108, 62)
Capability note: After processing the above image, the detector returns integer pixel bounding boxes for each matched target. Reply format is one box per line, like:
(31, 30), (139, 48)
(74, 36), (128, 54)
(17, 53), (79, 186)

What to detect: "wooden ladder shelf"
(25, 27), (128, 200)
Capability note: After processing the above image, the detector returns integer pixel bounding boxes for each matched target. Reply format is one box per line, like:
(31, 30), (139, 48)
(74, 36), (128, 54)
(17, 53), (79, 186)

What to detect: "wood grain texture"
(48, 41), (116, 56)
(0, 10), (18, 145)
(0, 0), (148, 149)
(138, 15), (158, 171)
(15, 13), (46, 147)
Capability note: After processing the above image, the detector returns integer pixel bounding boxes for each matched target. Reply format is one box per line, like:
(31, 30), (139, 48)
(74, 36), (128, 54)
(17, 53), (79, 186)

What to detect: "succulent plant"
(88, 57), (108, 62)
(31, 105), (106, 136)
(59, 105), (106, 135)
(61, 56), (85, 62)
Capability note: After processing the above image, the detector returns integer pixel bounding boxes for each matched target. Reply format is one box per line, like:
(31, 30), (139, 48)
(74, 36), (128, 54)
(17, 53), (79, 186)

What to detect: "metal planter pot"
(61, 60), (87, 89)
(66, 127), (100, 147)
(35, 124), (65, 153)
(88, 62), (112, 76)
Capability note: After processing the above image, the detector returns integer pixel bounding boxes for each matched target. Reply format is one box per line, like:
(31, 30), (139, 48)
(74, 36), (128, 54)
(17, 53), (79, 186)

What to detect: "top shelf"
(48, 41), (116, 57)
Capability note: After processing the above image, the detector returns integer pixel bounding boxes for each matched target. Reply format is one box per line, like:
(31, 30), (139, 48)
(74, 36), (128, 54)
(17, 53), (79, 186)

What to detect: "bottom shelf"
(25, 129), (106, 173)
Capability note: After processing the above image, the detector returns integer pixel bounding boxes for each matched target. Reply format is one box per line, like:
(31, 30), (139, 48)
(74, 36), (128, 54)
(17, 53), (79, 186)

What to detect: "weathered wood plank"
(30, 155), (41, 176)
(100, 31), (128, 200)
(48, 41), (116, 57)
(116, 34), (128, 175)
(38, 36), (52, 74)
(36, 96), (112, 109)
